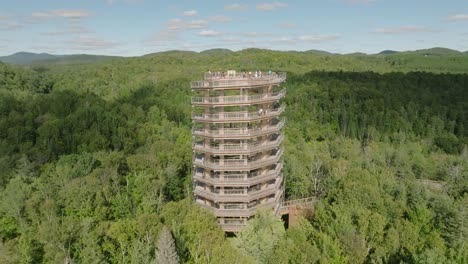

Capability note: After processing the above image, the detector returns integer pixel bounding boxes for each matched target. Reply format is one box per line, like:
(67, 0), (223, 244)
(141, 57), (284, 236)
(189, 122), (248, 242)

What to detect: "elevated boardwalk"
(278, 197), (317, 228)
(217, 197), (318, 232)
(278, 197), (317, 214)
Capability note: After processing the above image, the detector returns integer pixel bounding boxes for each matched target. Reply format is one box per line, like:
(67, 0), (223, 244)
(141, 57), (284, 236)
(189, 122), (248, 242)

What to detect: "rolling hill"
(377, 50), (399, 55)
(404, 47), (462, 56)
(0, 52), (120, 65)
(0, 52), (57, 64)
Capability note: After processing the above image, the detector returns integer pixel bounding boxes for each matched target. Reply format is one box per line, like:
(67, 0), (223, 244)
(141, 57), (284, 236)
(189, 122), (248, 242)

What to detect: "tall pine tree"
(156, 226), (179, 264)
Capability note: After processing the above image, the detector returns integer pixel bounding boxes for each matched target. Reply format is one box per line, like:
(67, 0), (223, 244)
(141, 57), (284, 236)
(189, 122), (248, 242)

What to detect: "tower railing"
(193, 149), (283, 170)
(193, 165), (283, 187)
(194, 173), (279, 187)
(192, 105), (285, 122)
(194, 175), (282, 202)
(197, 188), (283, 219)
(199, 199), (278, 217)
(192, 118), (286, 138)
(191, 72), (286, 89)
(193, 134), (284, 155)
(191, 89), (286, 105)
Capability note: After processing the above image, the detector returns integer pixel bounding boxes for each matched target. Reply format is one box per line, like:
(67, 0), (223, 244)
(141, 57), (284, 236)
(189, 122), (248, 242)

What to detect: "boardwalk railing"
(281, 197), (317, 208)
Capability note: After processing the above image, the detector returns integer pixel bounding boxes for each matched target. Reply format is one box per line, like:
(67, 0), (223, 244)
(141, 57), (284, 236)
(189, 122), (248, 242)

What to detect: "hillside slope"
(0, 52), (120, 65)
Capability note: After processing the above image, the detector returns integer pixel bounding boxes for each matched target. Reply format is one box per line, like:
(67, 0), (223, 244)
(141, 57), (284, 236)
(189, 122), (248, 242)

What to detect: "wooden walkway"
(278, 197), (317, 227)
(280, 197), (316, 211)
(278, 197), (317, 215)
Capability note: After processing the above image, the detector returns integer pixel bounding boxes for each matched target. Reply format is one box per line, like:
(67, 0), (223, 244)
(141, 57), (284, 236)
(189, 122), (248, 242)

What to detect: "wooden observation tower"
(191, 70), (286, 232)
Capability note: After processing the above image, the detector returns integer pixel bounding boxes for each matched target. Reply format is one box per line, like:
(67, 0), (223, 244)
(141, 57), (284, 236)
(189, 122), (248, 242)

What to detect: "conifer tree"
(156, 226), (179, 264)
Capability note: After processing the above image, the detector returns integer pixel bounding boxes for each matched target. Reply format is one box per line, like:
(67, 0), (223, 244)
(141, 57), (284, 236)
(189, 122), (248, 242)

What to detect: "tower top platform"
(191, 70), (286, 90)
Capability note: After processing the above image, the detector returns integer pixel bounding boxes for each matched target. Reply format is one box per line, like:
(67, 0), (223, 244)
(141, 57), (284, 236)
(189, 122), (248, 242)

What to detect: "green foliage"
(161, 199), (254, 263)
(233, 209), (285, 263)
(267, 218), (320, 264)
(0, 50), (467, 263)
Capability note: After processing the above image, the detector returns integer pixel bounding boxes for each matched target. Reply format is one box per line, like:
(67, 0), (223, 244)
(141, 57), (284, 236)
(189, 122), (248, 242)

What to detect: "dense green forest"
(0, 49), (467, 263)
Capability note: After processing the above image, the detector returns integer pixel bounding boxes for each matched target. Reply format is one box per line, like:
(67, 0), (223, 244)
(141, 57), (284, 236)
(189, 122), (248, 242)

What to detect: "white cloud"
(0, 15), (10, 20)
(256, 2), (287, 11)
(218, 37), (259, 47)
(146, 13), (233, 48)
(220, 37), (244, 44)
(28, 44), (59, 53)
(198, 30), (222, 37)
(146, 29), (179, 46)
(346, 0), (376, 4)
(209, 16), (232, 23)
(371, 26), (441, 34)
(166, 19), (208, 30)
(444, 14), (468, 21)
(123, 0), (144, 4)
(278, 22), (296, 29)
(240, 32), (272, 37)
(188, 20), (208, 29)
(106, 0), (144, 4)
(146, 17), (208, 46)
(145, 15), (213, 47)
(297, 35), (340, 42)
(66, 36), (119, 50)
(26, 9), (92, 23)
(272, 37), (295, 44)
(166, 19), (184, 30)
(41, 25), (92, 36)
(51, 9), (92, 19)
(273, 34), (340, 44)
(31, 12), (52, 20)
(225, 3), (248, 11)
(0, 22), (23, 31)
(183, 10), (198, 17)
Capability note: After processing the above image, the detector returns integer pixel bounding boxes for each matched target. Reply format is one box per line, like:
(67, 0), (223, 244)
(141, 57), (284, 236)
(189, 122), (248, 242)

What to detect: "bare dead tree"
(310, 159), (324, 197)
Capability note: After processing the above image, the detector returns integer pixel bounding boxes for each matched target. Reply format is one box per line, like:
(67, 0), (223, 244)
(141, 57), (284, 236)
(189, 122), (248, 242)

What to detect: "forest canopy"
(0, 49), (467, 263)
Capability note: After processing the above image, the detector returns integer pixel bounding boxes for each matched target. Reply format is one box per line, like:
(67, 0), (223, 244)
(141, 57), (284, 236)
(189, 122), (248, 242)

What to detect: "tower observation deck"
(191, 70), (286, 232)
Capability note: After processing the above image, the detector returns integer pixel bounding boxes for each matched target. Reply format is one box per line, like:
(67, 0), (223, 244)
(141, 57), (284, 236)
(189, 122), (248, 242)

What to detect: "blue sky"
(1, 0), (467, 56)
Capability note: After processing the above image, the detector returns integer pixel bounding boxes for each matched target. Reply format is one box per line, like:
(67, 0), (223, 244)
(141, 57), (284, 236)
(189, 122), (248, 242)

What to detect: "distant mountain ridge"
(378, 50), (399, 55)
(346, 52), (367, 56)
(0, 52), (120, 65)
(403, 47), (462, 56)
(304, 49), (335, 55)
(1, 47), (466, 65)
(199, 48), (233, 55)
(0, 52), (57, 64)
